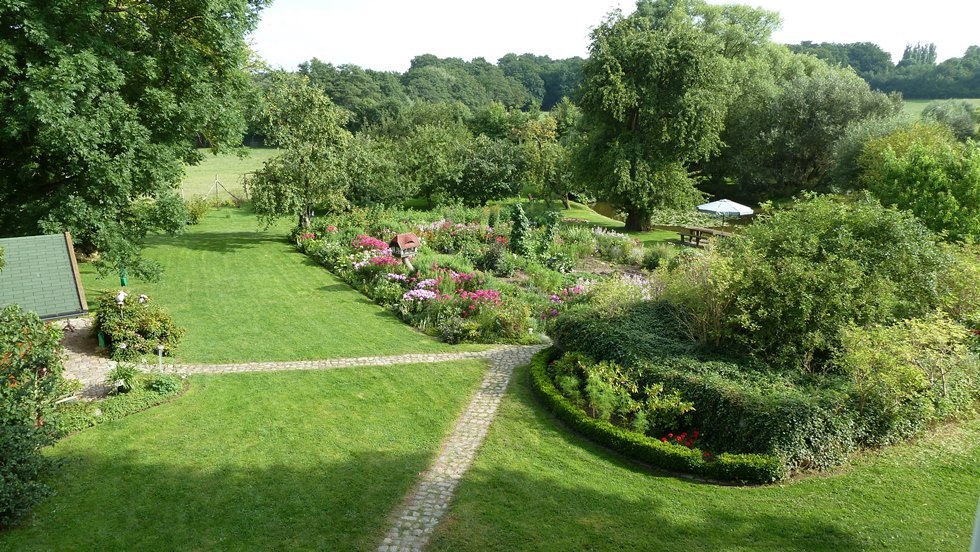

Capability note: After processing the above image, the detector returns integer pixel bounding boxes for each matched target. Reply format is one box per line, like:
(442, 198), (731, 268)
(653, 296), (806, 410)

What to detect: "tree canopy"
(0, 0), (267, 279)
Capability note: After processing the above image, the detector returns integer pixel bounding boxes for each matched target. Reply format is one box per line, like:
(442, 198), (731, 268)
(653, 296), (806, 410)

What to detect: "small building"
(0, 232), (87, 320)
(389, 233), (421, 259)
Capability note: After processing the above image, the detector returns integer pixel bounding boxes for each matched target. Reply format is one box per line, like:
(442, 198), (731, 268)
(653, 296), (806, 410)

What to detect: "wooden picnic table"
(678, 226), (733, 246)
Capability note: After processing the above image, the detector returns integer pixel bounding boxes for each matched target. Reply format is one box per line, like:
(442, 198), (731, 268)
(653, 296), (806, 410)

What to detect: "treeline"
(790, 41), (980, 99)
(287, 53), (583, 131)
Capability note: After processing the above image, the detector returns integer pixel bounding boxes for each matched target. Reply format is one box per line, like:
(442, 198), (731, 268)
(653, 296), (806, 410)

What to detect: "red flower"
(685, 440), (693, 447)
(703, 451), (712, 458)
(692, 430), (699, 439)
(668, 433), (674, 438)
(676, 436), (683, 442)
(660, 437), (668, 443)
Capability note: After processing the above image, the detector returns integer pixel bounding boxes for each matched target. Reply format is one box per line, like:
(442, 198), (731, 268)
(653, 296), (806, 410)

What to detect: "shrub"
(106, 363), (140, 394)
(940, 244), (980, 325)
(859, 124), (980, 240)
(722, 194), (949, 372)
(54, 373), (185, 436)
(641, 243), (678, 270)
(549, 301), (693, 367)
(0, 305), (66, 527)
(475, 243), (513, 276)
(658, 247), (734, 346)
(184, 196), (211, 224)
(94, 291), (186, 361)
(836, 313), (980, 445)
(529, 350), (786, 483)
(509, 204), (532, 256)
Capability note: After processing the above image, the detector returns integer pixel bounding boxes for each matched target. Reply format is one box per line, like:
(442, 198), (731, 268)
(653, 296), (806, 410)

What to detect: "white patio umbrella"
(697, 199), (753, 226)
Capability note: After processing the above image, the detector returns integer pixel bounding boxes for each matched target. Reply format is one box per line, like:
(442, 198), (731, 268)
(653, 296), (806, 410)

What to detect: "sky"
(251, 0), (980, 72)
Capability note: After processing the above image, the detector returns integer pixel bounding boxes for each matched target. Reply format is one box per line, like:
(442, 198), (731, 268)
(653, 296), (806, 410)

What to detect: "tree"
(897, 43), (938, 68)
(702, 46), (900, 203)
(859, 124), (980, 241)
(921, 100), (979, 140)
(248, 74), (352, 228)
(0, 0), (267, 280)
(576, 1), (739, 230)
(455, 136), (526, 206)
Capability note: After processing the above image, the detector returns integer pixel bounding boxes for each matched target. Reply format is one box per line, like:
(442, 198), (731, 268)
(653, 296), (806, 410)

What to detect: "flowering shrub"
(94, 291), (185, 361)
(352, 234), (389, 252)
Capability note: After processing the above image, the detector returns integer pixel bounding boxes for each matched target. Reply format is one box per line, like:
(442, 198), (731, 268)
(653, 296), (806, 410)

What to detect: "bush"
(641, 243), (678, 270)
(722, 194), (949, 372)
(549, 301), (694, 367)
(836, 313), (980, 445)
(54, 373), (186, 436)
(640, 357), (860, 472)
(184, 196), (211, 224)
(509, 204), (532, 256)
(529, 350), (786, 483)
(0, 305), (67, 527)
(106, 363), (140, 394)
(94, 291), (186, 361)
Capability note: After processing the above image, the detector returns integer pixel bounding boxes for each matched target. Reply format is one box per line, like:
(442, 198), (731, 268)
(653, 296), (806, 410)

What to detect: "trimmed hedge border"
(528, 348), (787, 484)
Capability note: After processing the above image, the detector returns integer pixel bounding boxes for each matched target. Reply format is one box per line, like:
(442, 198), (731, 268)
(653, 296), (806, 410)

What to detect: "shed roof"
(0, 233), (87, 320)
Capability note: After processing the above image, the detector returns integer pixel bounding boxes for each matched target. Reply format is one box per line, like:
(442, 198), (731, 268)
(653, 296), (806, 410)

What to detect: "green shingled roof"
(0, 233), (87, 320)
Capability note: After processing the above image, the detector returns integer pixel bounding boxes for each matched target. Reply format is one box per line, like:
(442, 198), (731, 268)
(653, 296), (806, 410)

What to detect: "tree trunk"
(562, 194), (571, 210)
(624, 205), (647, 232)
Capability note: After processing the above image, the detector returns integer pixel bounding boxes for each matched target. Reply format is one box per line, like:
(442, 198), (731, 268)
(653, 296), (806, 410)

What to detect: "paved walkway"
(59, 316), (546, 551)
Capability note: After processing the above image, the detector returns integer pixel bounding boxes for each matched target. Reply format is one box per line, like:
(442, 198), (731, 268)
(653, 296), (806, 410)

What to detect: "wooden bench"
(678, 226), (733, 247)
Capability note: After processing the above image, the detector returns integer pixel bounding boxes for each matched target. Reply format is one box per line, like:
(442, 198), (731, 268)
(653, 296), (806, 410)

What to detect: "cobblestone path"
(59, 316), (546, 551)
(378, 345), (545, 552)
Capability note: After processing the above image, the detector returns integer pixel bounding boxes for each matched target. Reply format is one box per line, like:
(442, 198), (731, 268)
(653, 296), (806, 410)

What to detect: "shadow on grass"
(146, 231), (285, 254)
(2, 450), (428, 551)
(428, 364), (867, 551)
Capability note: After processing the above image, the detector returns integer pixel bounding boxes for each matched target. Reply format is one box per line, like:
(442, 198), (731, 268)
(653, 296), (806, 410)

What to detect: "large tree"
(0, 0), (266, 279)
(576, 0), (751, 230)
(248, 74), (352, 229)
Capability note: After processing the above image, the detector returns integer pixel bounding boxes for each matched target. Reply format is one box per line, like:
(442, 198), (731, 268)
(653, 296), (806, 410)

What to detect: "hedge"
(528, 349), (786, 484)
(639, 358), (859, 471)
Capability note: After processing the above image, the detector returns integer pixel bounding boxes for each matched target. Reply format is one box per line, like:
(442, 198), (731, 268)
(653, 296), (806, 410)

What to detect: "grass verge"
(1, 360), (487, 551)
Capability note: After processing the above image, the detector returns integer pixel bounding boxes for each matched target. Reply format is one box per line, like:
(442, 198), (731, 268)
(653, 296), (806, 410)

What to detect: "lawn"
(180, 148), (279, 199)
(1, 361), (488, 551)
(429, 362), (980, 551)
(80, 207), (477, 363)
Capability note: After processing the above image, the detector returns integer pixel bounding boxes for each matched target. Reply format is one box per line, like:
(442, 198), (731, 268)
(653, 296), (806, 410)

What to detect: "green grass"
(1, 361), (487, 551)
(81, 207), (478, 363)
(181, 148), (279, 199)
(429, 363), (980, 551)
(902, 98), (980, 118)
(560, 200), (676, 245)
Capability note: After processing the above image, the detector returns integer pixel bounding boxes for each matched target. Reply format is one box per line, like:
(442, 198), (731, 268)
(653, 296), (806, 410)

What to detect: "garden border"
(528, 348), (786, 484)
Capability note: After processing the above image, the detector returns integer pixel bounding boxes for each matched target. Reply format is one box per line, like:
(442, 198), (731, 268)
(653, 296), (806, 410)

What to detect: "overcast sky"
(251, 0), (980, 72)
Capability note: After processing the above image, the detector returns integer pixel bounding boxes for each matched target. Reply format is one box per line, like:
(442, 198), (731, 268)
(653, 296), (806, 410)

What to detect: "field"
(902, 98), (980, 118)
(180, 148), (279, 199)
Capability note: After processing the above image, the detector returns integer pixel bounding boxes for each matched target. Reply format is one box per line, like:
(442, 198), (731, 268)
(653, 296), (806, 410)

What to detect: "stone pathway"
(59, 316), (546, 551)
(378, 345), (545, 552)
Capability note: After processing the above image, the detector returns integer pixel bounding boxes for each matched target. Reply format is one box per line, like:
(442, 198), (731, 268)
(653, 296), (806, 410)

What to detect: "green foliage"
(837, 314), (980, 444)
(787, 41), (894, 79)
(106, 364), (140, 394)
(508, 204), (532, 256)
(455, 136), (525, 206)
(658, 247), (734, 346)
(641, 357), (859, 472)
(248, 74), (353, 228)
(0, 305), (66, 527)
(549, 301), (694, 367)
(184, 197), (212, 225)
(577, 2), (732, 229)
(641, 243), (679, 270)
(0, 246), (4, 271)
(529, 350), (786, 483)
(703, 46), (900, 202)
(859, 125), (980, 240)
(829, 114), (915, 191)
(0, 0), (265, 280)
(94, 292), (186, 361)
(54, 373), (185, 436)
(940, 244), (980, 325)
(921, 100), (979, 140)
(723, 194), (949, 371)
(870, 45), (980, 99)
